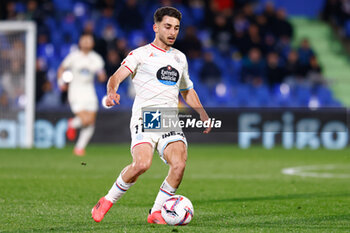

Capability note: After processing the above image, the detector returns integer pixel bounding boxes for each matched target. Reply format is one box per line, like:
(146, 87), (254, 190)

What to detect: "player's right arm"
(57, 64), (68, 91)
(107, 48), (141, 107)
(105, 66), (131, 106)
(57, 52), (74, 92)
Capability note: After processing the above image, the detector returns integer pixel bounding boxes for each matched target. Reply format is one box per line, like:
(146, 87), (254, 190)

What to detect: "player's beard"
(159, 34), (175, 47)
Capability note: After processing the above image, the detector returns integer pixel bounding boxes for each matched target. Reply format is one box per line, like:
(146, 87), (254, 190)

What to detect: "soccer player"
(57, 34), (106, 156)
(91, 7), (211, 224)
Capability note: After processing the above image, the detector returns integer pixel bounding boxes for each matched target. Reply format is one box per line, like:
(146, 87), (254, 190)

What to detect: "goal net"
(0, 22), (36, 148)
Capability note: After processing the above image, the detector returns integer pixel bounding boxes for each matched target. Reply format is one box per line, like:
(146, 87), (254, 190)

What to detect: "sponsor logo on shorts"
(161, 131), (185, 139)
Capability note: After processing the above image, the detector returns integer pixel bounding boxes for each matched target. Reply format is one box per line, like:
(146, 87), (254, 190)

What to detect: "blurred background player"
(91, 6), (210, 224)
(57, 34), (106, 156)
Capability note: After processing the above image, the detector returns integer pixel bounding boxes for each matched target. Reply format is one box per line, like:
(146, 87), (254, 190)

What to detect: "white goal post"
(0, 21), (36, 148)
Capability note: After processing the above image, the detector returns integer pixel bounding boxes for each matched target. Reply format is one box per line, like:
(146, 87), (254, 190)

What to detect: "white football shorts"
(130, 120), (187, 164)
(69, 98), (98, 113)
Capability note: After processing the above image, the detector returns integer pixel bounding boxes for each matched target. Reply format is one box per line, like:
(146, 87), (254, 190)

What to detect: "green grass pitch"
(1, 144), (349, 232)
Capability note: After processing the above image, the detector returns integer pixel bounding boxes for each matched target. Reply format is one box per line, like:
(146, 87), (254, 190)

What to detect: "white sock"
(151, 179), (177, 213)
(70, 116), (82, 129)
(105, 174), (135, 204)
(75, 125), (94, 149)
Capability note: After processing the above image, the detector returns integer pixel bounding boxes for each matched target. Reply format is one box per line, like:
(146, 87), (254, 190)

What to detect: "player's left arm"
(96, 55), (107, 83)
(181, 89), (211, 134)
(180, 55), (211, 133)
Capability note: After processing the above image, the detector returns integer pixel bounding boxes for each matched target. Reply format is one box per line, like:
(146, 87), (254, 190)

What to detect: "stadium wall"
(1, 109), (348, 149)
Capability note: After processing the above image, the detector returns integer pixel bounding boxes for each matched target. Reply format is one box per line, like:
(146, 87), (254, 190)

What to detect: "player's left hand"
(106, 92), (120, 106)
(200, 111), (211, 134)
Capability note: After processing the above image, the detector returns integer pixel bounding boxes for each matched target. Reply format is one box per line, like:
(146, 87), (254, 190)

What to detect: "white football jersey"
(121, 43), (193, 121)
(62, 50), (104, 103)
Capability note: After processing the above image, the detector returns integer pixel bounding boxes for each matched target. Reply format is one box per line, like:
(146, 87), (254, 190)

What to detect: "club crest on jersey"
(79, 68), (91, 76)
(156, 65), (179, 86)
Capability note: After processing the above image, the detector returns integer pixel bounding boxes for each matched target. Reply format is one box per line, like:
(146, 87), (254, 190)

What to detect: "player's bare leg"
(148, 141), (187, 224)
(73, 111), (96, 156)
(92, 143), (153, 222)
(163, 141), (187, 188)
(121, 143), (153, 183)
(77, 111), (96, 126)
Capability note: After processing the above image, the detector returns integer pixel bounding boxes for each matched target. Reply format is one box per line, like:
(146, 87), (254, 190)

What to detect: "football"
(161, 195), (194, 225)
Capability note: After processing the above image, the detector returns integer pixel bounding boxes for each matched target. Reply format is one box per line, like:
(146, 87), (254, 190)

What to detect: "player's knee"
(133, 160), (152, 174)
(79, 116), (88, 126)
(84, 117), (95, 126)
(85, 119), (94, 126)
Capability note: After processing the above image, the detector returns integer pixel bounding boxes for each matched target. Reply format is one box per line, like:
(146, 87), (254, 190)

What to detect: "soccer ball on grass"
(161, 195), (194, 225)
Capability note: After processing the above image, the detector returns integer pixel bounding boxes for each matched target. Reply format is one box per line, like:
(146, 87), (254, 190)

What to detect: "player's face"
(79, 35), (94, 51)
(155, 16), (180, 46)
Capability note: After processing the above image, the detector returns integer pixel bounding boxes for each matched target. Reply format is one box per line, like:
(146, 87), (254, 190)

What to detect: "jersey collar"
(150, 43), (171, 53)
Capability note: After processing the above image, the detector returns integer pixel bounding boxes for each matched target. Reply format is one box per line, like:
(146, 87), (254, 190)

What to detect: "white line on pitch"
(282, 164), (350, 178)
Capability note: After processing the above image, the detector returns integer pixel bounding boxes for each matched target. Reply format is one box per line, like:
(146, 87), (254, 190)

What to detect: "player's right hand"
(200, 111), (212, 134)
(106, 92), (120, 106)
(59, 84), (68, 92)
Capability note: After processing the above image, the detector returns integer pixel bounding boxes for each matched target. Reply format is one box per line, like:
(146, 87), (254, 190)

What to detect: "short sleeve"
(179, 58), (193, 91)
(61, 53), (75, 69)
(121, 50), (141, 74)
(94, 54), (105, 73)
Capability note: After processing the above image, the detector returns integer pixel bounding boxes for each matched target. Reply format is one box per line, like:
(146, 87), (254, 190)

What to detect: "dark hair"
(154, 6), (182, 23)
(80, 33), (94, 39)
